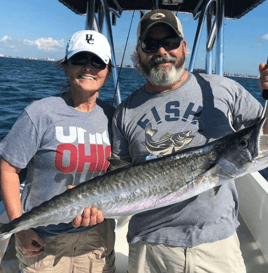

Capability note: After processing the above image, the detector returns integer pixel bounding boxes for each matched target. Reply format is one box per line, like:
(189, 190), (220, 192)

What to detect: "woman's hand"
(67, 185), (104, 228)
(15, 229), (46, 257)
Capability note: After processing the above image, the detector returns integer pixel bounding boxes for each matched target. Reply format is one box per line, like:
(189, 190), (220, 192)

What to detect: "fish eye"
(239, 138), (248, 148)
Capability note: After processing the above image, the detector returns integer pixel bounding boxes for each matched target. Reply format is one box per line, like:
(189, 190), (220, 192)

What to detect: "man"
(112, 9), (268, 273)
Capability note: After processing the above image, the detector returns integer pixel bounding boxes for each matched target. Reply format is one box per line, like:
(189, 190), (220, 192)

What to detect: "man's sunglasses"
(139, 36), (183, 54)
(70, 53), (106, 70)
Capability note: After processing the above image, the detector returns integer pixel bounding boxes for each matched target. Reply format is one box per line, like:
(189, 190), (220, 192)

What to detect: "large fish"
(1, 118), (268, 262)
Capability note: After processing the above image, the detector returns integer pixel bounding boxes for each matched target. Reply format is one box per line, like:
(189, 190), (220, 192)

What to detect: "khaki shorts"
(128, 233), (246, 273)
(16, 219), (115, 273)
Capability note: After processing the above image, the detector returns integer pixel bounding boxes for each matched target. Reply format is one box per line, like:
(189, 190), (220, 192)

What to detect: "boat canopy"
(58, 0), (266, 106)
(59, 0), (265, 19)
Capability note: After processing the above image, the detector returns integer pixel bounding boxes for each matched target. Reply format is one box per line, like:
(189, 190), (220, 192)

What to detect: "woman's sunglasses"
(139, 36), (183, 54)
(70, 53), (107, 70)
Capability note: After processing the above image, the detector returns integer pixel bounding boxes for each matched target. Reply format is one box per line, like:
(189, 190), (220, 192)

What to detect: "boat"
(1, 0), (268, 272)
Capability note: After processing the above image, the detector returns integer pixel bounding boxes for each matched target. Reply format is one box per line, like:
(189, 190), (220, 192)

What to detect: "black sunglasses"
(139, 36), (183, 54)
(70, 53), (107, 70)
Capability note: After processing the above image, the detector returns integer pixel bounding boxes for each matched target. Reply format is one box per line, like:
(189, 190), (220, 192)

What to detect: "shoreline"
(0, 56), (260, 79)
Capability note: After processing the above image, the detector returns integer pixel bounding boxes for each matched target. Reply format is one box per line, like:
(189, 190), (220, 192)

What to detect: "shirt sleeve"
(217, 77), (263, 131)
(0, 110), (40, 169)
(232, 81), (263, 130)
(111, 106), (132, 163)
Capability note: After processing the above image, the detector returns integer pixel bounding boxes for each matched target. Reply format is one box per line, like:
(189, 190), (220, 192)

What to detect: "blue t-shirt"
(0, 96), (115, 237)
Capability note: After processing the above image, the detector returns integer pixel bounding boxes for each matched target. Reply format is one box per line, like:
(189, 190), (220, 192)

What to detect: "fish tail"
(0, 223), (13, 242)
(145, 123), (157, 137)
(0, 234), (11, 264)
(0, 223), (13, 265)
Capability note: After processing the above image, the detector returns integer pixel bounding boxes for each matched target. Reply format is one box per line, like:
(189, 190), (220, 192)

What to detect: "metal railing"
(86, 0), (122, 106)
(188, 0), (225, 76)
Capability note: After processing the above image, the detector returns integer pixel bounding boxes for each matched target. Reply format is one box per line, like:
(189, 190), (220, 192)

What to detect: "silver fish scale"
(95, 148), (219, 216)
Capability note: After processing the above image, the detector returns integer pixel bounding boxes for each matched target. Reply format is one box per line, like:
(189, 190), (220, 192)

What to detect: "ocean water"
(0, 57), (267, 179)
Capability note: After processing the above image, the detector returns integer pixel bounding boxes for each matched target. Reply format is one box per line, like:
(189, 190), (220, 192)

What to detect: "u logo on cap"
(150, 13), (165, 20)
(86, 34), (94, 44)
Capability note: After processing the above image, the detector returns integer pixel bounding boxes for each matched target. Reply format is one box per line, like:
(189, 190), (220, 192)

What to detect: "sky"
(0, 0), (267, 76)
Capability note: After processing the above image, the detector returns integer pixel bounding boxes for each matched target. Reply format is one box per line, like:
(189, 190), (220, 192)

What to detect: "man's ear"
(182, 39), (187, 54)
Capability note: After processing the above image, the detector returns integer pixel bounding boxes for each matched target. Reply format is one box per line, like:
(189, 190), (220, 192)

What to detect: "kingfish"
(1, 118), (268, 262)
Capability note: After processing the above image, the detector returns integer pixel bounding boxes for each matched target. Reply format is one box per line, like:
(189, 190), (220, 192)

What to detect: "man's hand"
(67, 185), (104, 228)
(259, 63), (268, 91)
(15, 229), (46, 257)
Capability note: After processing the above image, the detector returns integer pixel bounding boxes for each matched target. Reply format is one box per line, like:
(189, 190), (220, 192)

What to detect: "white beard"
(131, 50), (186, 87)
(145, 63), (185, 86)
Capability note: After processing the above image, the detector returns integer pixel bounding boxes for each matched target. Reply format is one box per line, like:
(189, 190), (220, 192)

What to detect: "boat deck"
(237, 214), (268, 273)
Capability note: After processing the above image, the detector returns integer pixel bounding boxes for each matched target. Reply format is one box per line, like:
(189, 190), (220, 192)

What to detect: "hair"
(54, 57), (68, 68)
(53, 57), (112, 93)
(131, 48), (143, 76)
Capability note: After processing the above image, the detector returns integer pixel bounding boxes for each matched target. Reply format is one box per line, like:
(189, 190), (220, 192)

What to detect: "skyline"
(0, 0), (267, 76)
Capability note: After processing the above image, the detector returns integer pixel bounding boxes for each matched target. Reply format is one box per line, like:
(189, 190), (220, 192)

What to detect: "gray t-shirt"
(112, 72), (263, 247)
(0, 96), (115, 237)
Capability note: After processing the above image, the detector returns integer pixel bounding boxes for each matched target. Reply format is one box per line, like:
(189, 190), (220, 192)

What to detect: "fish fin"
(114, 216), (131, 231)
(0, 235), (19, 272)
(208, 186), (221, 198)
(0, 224), (12, 264)
(227, 110), (236, 132)
(106, 157), (131, 171)
(213, 186), (221, 196)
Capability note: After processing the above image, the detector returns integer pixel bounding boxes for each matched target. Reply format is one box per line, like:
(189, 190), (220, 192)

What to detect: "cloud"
(261, 33), (268, 41)
(253, 33), (268, 47)
(0, 35), (66, 59)
(24, 37), (65, 51)
(0, 35), (13, 42)
(0, 35), (65, 52)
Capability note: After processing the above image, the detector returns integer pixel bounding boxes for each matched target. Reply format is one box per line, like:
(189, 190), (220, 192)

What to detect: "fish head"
(216, 118), (268, 179)
(245, 117), (268, 174)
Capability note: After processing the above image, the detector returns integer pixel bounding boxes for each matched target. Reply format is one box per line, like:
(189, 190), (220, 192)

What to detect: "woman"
(0, 30), (116, 272)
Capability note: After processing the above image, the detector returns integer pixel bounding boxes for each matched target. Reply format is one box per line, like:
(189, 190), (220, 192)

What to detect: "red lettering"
(55, 143), (112, 174)
(104, 146), (111, 171)
(77, 144), (97, 172)
(77, 144), (112, 173)
(55, 144), (77, 173)
(95, 145), (104, 172)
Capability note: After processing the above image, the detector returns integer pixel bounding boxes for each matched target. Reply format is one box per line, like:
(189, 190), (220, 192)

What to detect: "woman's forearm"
(0, 158), (22, 221)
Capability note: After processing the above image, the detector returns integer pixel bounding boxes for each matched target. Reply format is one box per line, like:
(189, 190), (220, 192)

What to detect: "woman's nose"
(83, 59), (93, 69)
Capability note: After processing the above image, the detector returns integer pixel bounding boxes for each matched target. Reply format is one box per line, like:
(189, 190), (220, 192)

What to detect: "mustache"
(149, 55), (177, 66)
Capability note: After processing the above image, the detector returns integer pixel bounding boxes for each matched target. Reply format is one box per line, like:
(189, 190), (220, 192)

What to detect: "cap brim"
(67, 49), (110, 64)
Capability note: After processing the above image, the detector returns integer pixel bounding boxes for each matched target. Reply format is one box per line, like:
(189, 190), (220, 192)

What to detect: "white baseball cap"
(65, 30), (111, 64)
